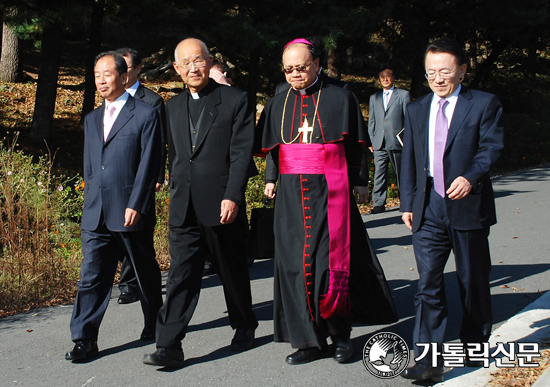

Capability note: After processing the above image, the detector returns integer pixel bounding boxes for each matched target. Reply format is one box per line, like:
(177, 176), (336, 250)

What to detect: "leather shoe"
(286, 346), (330, 365)
(333, 339), (353, 363)
(65, 340), (98, 362)
(230, 327), (255, 351)
(117, 292), (138, 304)
(401, 362), (445, 382)
(143, 347), (184, 368)
(369, 206), (385, 214)
(140, 327), (155, 341)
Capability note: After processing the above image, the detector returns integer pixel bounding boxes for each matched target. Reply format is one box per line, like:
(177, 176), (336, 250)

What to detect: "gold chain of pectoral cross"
(280, 82), (323, 144)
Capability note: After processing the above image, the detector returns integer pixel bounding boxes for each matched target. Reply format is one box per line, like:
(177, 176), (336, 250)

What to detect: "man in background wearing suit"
(368, 66), (410, 214)
(114, 48), (166, 306)
(66, 51), (163, 362)
(400, 39), (504, 382)
(143, 38), (258, 368)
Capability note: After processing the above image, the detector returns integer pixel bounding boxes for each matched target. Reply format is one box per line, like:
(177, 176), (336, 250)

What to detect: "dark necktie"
(433, 98), (449, 197)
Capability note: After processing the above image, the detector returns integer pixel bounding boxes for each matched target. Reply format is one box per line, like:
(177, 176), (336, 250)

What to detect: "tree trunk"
(0, 7), (21, 83)
(469, 40), (509, 89)
(80, 0), (105, 123)
(30, 24), (62, 144)
(327, 48), (341, 79)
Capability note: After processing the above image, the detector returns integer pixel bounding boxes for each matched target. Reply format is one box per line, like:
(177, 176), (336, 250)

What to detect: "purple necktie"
(433, 98), (449, 197)
(103, 104), (116, 142)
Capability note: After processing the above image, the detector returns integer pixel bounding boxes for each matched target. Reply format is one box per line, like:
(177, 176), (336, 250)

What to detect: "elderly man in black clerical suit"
(262, 38), (396, 366)
(143, 38), (258, 368)
(66, 51), (163, 362)
(400, 39), (504, 383)
(114, 47), (167, 307)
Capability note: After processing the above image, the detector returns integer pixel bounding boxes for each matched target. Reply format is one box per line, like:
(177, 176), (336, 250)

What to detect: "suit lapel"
(173, 92), (192, 157)
(104, 96), (135, 145)
(386, 89), (397, 112)
(135, 83), (146, 102)
(445, 86), (473, 151)
(95, 104), (106, 143)
(192, 84), (220, 157)
(417, 94), (433, 164)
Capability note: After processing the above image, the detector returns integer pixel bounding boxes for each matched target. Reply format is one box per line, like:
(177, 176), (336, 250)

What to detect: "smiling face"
(425, 51), (467, 98)
(94, 55), (128, 103)
(173, 38), (212, 93)
(282, 43), (319, 90)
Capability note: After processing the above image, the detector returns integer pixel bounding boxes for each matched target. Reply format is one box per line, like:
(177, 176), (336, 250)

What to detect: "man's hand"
(155, 182), (162, 192)
(402, 211), (413, 231)
(353, 186), (369, 204)
(124, 208), (141, 227)
(209, 69), (231, 86)
(447, 176), (472, 200)
(220, 199), (238, 224)
(264, 183), (276, 200)
(368, 146), (374, 153)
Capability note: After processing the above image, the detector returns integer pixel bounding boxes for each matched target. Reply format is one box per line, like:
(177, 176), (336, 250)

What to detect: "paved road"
(1, 167), (549, 387)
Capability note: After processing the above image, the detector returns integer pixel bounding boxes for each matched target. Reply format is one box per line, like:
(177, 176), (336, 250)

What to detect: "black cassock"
(261, 80), (397, 349)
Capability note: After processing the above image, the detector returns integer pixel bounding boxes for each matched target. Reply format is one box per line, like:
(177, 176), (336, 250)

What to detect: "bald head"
(282, 43), (319, 90)
(173, 38), (212, 93)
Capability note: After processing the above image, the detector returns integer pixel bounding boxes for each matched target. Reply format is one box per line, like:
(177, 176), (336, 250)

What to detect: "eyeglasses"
(177, 59), (207, 70)
(282, 62), (313, 74)
(425, 68), (456, 81)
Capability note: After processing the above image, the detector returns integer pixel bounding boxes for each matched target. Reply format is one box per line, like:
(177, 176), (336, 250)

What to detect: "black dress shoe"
(401, 362), (445, 382)
(230, 327), (255, 351)
(203, 260), (216, 276)
(143, 347), (184, 368)
(65, 340), (99, 362)
(369, 206), (385, 214)
(333, 339), (353, 363)
(286, 346), (330, 365)
(117, 292), (138, 304)
(140, 327), (156, 341)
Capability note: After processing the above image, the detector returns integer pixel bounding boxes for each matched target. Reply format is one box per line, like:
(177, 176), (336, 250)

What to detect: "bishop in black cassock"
(261, 39), (397, 365)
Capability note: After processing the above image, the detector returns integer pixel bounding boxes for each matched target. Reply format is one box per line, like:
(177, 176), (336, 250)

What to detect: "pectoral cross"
(298, 116), (313, 144)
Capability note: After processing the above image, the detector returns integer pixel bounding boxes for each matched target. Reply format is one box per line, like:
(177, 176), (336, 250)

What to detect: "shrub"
(0, 133), (83, 316)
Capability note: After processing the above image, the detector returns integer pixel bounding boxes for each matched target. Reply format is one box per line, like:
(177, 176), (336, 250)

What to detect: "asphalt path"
(1, 167), (549, 387)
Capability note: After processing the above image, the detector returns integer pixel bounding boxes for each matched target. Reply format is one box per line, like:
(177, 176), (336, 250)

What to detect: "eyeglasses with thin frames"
(425, 68), (457, 81)
(282, 61), (313, 74)
(177, 59), (207, 70)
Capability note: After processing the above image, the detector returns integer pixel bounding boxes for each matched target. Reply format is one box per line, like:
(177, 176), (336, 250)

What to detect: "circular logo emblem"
(363, 332), (410, 379)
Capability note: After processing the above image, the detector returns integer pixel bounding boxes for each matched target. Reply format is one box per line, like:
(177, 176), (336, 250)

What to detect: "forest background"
(0, 0), (549, 320)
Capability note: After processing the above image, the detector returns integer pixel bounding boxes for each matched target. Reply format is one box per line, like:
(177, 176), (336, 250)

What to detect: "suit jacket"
(400, 86), (504, 232)
(81, 95), (161, 232)
(368, 87), (410, 151)
(134, 83), (167, 184)
(166, 80), (255, 228)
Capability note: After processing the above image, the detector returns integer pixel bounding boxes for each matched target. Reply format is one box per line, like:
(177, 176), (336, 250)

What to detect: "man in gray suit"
(368, 67), (410, 214)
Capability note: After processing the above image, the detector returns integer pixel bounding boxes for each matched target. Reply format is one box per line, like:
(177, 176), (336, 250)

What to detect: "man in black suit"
(114, 48), (167, 305)
(143, 38), (258, 368)
(400, 39), (504, 382)
(367, 66), (410, 214)
(66, 51), (163, 362)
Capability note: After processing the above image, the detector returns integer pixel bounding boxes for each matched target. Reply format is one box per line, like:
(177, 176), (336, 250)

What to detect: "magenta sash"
(279, 143), (351, 318)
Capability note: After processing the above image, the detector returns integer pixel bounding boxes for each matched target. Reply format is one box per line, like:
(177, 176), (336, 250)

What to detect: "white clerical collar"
(294, 76), (319, 95)
(190, 92), (200, 100)
(126, 80), (140, 97)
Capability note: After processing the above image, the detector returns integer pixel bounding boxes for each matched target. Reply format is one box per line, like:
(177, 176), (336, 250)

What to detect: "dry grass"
(489, 348), (550, 386)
